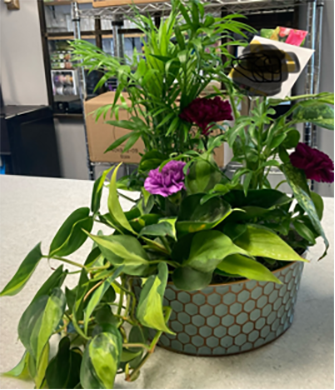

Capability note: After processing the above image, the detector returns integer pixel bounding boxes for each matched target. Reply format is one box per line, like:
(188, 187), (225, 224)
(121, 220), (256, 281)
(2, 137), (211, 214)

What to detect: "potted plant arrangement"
(1, 0), (334, 388)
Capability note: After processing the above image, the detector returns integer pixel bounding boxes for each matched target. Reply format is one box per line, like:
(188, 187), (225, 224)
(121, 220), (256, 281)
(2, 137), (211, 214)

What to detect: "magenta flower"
(290, 142), (334, 183)
(144, 160), (186, 197)
(179, 96), (233, 135)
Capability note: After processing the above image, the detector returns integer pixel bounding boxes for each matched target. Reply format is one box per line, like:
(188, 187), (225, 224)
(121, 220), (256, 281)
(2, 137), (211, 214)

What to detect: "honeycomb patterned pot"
(133, 261), (304, 356)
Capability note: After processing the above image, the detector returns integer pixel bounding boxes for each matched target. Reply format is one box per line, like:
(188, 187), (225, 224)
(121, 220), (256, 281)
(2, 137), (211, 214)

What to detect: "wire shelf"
(80, 0), (311, 19)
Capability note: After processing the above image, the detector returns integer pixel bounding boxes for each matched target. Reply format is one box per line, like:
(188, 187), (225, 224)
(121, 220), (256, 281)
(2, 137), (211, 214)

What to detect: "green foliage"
(49, 208), (93, 257)
(216, 254), (282, 284)
(235, 225), (307, 262)
(137, 263), (174, 334)
(46, 338), (81, 389)
(281, 160), (329, 259)
(0, 243), (42, 297)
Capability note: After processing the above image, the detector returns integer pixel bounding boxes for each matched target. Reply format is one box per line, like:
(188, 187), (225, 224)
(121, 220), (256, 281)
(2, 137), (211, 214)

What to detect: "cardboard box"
(84, 92), (145, 164)
(84, 91), (224, 167)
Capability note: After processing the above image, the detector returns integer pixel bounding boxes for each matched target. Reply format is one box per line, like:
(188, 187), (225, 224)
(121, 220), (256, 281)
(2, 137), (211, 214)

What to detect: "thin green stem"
(149, 259), (179, 268)
(117, 277), (126, 316)
(122, 343), (151, 351)
(113, 313), (136, 326)
(117, 191), (137, 203)
(158, 236), (172, 255)
(44, 255), (85, 269)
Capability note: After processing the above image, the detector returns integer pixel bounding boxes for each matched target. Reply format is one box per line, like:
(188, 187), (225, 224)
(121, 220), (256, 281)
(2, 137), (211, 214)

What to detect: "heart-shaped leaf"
(185, 230), (249, 273)
(87, 232), (151, 276)
(235, 225), (307, 262)
(49, 208), (93, 257)
(45, 337), (82, 389)
(0, 243), (42, 297)
(80, 329), (122, 389)
(176, 194), (232, 236)
(2, 351), (31, 381)
(137, 263), (174, 334)
(281, 161), (328, 259)
(216, 254), (282, 284)
(223, 189), (291, 209)
(139, 218), (177, 240)
(84, 267), (123, 334)
(172, 266), (212, 291)
(186, 158), (222, 194)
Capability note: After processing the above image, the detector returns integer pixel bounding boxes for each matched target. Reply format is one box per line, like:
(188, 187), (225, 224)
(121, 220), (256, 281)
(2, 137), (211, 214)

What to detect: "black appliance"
(0, 103), (61, 178)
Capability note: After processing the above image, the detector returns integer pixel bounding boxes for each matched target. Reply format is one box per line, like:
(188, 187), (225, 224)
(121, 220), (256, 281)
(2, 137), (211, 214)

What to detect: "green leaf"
(293, 220), (316, 244)
(87, 233), (150, 276)
(139, 218), (177, 240)
(33, 265), (67, 304)
(35, 343), (50, 389)
(282, 129), (300, 149)
(36, 287), (66, 366)
(129, 213), (161, 233)
(186, 230), (248, 273)
(49, 208), (93, 257)
(282, 162), (328, 259)
(269, 133), (287, 149)
(310, 191), (324, 220)
(108, 163), (137, 235)
(18, 295), (49, 357)
(172, 266), (212, 291)
(45, 337), (81, 389)
(243, 171), (253, 196)
(222, 223), (247, 241)
(104, 132), (132, 153)
(137, 262), (173, 334)
(186, 158), (222, 194)
(0, 243), (42, 297)
(216, 254), (282, 284)
(223, 189), (291, 209)
(139, 150), (167, 172)
(84, 267), (123, 334)
(235, 225), (307, 262)
(80, 330), (122, 389)
(91, 167), (113, 214)
(291, 103), (334, 130)
(2, 351), (31, 380)
(177, 194), (232, 236)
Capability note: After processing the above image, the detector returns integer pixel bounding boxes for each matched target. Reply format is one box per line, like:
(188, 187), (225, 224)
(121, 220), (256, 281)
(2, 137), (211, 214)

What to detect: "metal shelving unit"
(70, 0), (324, 180)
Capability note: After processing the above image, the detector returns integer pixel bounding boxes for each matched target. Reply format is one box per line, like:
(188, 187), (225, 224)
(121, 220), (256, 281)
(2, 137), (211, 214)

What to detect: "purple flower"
(144, 160), (186, 197)
(179, 96), (233, 135)
(290, 142), (334, 183)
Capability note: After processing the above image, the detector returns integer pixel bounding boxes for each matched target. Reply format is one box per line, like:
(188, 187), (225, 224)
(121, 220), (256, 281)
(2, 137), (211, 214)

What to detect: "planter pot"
(134, 261), (304, 356)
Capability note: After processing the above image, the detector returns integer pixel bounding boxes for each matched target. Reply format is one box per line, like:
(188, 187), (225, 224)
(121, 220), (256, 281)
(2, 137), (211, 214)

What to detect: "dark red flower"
(290, 142), (334, 183)
(179, 96), (233, 135)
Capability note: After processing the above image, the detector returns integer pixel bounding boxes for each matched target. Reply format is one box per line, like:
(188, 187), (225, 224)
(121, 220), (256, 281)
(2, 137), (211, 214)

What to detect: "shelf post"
(304, 0), (317, 148)
(72, 1), (95, 180)
(112, 15), (125, 67)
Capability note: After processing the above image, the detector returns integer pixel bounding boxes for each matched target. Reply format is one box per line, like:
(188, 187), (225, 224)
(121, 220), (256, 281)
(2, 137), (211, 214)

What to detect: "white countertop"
(0, 175), (333, 389)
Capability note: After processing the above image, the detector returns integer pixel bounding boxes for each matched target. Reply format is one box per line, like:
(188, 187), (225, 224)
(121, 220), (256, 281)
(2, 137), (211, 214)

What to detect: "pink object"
(286, 29), (308, 46)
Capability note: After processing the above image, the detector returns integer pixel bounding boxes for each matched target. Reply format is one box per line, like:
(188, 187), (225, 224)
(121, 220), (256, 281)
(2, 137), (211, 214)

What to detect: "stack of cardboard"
(84, 91), (225, 166)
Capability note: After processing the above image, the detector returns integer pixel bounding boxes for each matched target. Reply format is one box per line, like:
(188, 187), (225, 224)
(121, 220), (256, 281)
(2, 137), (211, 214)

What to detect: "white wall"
(0, 0), (48, 105)
(0, 0), (89, 180)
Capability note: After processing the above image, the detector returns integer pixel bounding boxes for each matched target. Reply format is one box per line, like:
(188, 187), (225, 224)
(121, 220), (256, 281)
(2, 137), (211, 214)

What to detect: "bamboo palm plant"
(71, 0), (254, 156)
